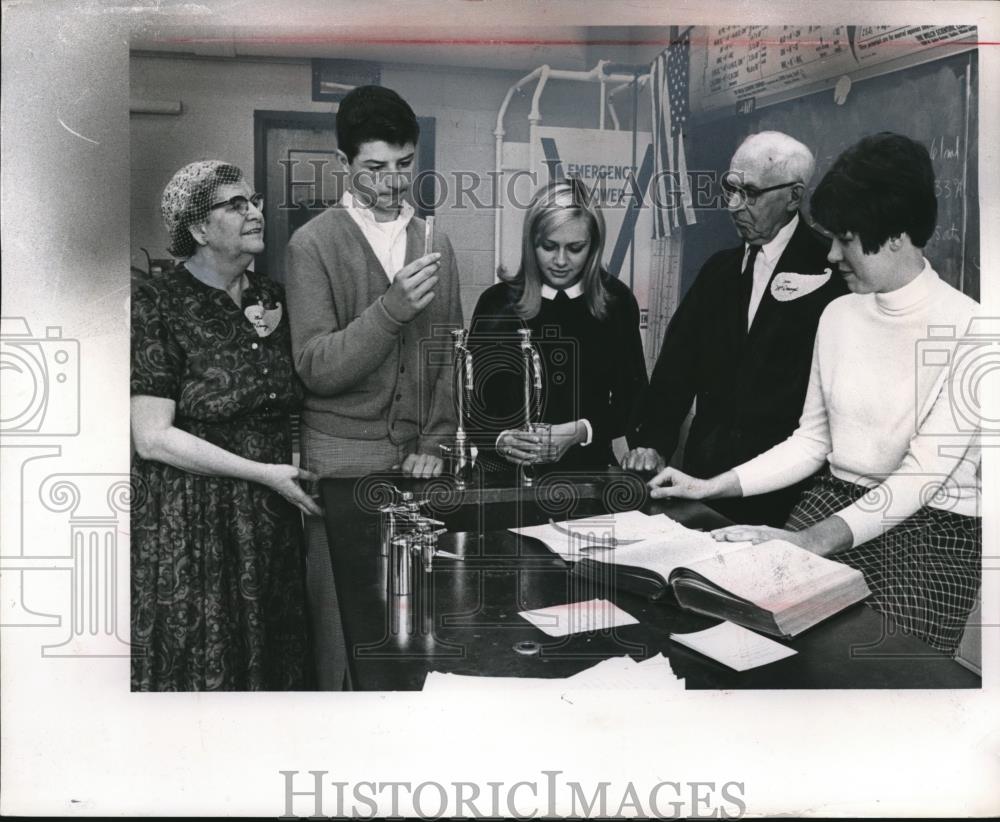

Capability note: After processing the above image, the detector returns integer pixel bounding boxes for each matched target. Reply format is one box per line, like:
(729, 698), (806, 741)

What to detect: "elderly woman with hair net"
(130, 160), (318, 691)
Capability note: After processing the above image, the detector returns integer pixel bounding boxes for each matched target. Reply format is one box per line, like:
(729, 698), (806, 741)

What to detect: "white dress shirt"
(741, 213), (799, 328)
(540, 281), (585, 300)
(341, 189), (414, 282)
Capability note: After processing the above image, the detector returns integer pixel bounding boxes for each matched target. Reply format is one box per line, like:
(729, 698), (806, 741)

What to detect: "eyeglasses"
(721, 174), (799, 206)
(209, 192), (265, 215)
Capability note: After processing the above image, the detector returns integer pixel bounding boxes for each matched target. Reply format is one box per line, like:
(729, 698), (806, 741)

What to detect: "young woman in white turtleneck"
(647, 133), (981, 653)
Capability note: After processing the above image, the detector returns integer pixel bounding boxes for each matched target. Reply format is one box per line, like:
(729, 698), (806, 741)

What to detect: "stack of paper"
(510, 509), (719, 561)
(421, 654), (684, 691)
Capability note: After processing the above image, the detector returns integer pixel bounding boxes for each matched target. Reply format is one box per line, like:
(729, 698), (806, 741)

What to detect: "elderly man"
(624, 131), (848, 526)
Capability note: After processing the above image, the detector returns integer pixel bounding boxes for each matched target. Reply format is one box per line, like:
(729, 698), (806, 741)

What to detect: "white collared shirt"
(741, 213), (799, 328)
(341, 189), (414, 282)
(541, 281), (585, 300)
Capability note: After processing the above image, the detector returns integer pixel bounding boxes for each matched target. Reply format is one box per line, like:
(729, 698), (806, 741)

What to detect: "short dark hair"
(811, 132), (937, 253)
(335, 85), (419, 162)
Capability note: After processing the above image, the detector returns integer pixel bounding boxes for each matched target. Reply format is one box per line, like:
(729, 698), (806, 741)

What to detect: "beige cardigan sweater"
(285, 205), (462, 453)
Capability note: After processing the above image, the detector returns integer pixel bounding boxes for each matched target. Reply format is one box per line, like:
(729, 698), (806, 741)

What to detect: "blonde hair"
(500, 177), (611, 321)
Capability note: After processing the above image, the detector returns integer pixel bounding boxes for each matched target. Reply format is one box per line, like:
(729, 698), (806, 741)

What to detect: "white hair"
(732, 131), (816, 185)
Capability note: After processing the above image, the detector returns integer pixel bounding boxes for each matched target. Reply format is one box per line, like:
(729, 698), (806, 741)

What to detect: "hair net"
(161, 160), (244, 258)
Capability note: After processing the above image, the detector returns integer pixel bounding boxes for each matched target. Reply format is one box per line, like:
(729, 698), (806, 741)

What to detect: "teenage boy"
(286, 85), (463, 689)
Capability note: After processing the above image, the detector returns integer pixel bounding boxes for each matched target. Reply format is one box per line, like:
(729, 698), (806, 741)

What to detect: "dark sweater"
(467, 275), (648, 472)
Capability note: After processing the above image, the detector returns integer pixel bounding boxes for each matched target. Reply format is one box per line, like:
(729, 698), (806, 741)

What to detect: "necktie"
(739, 244), (761, 329)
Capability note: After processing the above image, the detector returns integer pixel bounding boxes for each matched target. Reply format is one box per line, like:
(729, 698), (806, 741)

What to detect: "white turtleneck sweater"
(734, 260), (981, 547)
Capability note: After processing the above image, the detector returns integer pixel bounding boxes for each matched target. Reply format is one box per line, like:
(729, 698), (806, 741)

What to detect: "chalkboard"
(681, 50), (979, 301)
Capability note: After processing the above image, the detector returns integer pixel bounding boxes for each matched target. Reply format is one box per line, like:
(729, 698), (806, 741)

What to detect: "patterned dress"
(131, 266), (309, 690)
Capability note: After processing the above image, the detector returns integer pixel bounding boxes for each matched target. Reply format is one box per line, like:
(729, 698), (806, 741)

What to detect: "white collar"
(749, 212), (799, 263)
(541, 281), (584, 300)
(341, 189), (414, 227)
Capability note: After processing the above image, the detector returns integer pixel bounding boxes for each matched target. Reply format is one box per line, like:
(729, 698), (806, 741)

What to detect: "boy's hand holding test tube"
(381, 217), (439, 323)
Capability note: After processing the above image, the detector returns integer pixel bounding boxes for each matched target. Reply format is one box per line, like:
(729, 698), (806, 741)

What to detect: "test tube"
(390, 534), (413, 597)
(424, 215), (435, 256)
(379, 507), (396, 557)
(418, 527), (435, 572)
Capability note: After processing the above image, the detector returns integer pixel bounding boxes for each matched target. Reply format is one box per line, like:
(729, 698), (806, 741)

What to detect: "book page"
(585, 530), (752, 581)
(681, 539), (862, 611)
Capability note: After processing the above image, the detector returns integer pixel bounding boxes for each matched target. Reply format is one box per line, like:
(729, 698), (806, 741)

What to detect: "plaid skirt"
(786, 473), (981, 655)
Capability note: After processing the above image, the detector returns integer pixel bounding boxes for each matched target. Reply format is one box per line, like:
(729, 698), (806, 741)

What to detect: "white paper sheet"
(669, 622), (798, 672)
(519, 598), (639, 637)
(509, 509), (742, 563)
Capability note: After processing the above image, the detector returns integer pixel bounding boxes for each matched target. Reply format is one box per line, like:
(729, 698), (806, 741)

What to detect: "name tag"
(245, 301), (283, 337)
(770, 269), (832, 301)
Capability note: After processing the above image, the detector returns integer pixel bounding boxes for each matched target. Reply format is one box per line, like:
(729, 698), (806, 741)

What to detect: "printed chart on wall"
(683, 25), (979, 299)
(693, 24), (977, 113)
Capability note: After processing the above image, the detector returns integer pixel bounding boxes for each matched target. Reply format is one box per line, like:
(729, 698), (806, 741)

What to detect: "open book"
(511, 512), (871, 639)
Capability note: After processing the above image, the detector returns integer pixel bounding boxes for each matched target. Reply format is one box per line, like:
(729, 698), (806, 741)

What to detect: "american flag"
(650, 28), (696, 238)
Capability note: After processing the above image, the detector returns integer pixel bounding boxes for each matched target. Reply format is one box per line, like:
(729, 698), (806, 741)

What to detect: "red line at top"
(155, 35), (997, 49)
(162, 36), (674, 46)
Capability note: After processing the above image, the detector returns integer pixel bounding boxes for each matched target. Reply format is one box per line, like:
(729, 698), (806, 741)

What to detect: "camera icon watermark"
(1, 316), (130, 657)
(915, 316), (1000, 436)
(0, 469), (132, 657)
(0, 316), (80, 436)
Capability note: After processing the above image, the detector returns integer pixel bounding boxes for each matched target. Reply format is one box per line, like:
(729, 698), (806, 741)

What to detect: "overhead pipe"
(605, 73), (650, 136)
(526, 65), (551, 193)
(599, 77), (607, 130)
(494, 65), (545, 276)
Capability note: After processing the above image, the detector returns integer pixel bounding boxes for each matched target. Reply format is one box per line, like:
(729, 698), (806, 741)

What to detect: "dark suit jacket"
(629, 217), (848, 524)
